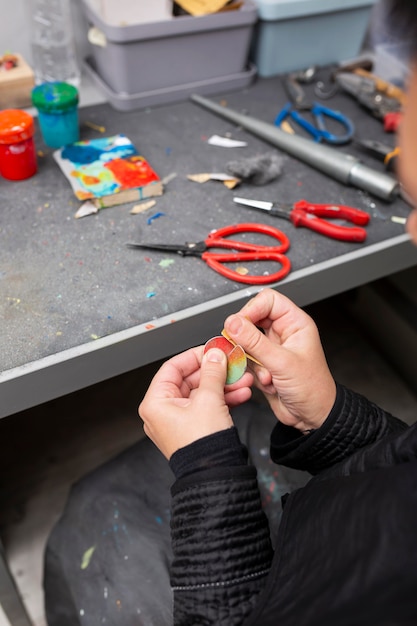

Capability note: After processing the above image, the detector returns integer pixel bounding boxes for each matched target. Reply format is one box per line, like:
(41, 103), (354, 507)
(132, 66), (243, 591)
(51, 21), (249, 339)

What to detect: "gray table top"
(2, 71), (417, 417)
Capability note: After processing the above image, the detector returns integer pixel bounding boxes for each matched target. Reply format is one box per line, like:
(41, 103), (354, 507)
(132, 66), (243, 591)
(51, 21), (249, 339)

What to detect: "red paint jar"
(0, 109), (37, 180)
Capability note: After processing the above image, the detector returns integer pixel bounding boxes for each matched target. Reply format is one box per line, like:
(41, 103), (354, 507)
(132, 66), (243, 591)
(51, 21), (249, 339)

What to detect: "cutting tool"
(335, 71), (404, 132)
(233, 197), (370, 242)
(274, 74), (354, 145)
(126, 222), (292, 285)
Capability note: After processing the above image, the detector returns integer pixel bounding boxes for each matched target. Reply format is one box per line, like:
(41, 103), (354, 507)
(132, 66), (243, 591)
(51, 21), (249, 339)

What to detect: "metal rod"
(190, 93), (399, 202)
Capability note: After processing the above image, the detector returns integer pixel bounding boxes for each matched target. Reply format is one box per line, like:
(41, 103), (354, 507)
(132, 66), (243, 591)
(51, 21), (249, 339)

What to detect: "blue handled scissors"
(274, 74), (354, 145)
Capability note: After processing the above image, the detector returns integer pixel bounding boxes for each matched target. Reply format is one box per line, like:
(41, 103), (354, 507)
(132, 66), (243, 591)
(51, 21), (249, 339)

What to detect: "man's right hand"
(224, 288), (337, 432)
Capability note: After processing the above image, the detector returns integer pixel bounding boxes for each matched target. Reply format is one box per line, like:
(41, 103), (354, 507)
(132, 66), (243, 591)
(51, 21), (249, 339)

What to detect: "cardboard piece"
(175, 0), (232, 15)
(0, 53), (35, 109)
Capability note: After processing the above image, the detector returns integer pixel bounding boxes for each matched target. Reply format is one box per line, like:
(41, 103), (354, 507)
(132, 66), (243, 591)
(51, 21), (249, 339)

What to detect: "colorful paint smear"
(204, 336), (247, 384)
(53, 134), (160, 200)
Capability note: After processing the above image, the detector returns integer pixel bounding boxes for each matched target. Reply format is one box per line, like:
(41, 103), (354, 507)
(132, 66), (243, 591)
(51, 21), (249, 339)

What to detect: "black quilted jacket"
(169, 384), (417, 626)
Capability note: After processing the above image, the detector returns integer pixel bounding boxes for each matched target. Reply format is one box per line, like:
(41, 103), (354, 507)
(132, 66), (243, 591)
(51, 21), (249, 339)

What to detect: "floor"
(1, 291), (417, 626)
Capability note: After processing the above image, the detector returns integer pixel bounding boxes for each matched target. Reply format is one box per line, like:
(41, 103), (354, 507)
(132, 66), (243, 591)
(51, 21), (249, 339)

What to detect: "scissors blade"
(233, 197), (273, 211)
(126, 242), (190, 254)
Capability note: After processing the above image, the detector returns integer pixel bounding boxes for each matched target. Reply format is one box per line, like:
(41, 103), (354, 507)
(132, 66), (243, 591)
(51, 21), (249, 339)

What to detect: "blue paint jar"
(31, 82), (79, 149)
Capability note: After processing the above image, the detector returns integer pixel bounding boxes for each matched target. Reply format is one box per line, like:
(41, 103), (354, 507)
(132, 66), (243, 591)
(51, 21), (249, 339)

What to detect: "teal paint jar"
(32, 82), (79, 149)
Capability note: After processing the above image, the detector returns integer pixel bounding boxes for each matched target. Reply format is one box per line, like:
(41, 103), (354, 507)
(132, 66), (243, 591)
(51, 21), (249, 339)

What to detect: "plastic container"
(88, 0), (173, 25)
(32, 82), (79, 148)
(29, 0), (81, 86)
(81, 0), (257, 95)
(84, 57), (256, 111)
(0, 109), (37, 181)
(250, 0), (377, 77)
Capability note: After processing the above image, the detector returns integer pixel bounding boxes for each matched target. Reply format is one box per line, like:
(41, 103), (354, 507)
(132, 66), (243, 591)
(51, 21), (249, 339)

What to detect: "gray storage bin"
(81, 0), (258, 95)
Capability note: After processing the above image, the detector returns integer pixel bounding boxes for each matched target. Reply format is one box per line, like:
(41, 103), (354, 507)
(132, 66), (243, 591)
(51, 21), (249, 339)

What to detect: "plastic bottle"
(32, 81), (79, 148)
(0, 110), (38, 180)
(29, 0), (81, 87)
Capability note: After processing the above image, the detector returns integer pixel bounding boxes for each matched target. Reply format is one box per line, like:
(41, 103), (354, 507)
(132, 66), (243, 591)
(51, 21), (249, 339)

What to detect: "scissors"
(274, 74), (354, 145)
(233, 197), (369, 242)
(126, 222), (291, 285)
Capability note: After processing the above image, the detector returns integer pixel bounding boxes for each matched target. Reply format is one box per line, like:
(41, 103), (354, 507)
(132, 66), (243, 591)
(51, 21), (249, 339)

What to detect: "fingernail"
(206, 348), (224, 363)
(225, 315), (243, 336)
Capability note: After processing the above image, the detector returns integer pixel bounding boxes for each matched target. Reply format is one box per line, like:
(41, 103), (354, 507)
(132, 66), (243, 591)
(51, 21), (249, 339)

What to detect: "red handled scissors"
(126, 222), (291, 285)
(233, 197), (370, 242)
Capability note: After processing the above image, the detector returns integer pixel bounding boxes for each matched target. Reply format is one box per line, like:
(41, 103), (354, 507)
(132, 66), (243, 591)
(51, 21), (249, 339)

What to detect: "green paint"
(159, 258), (175, 268)
(81, 546), (96, 570)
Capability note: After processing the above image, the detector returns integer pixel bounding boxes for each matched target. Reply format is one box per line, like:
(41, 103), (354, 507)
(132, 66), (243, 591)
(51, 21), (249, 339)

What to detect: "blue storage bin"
(250, 0), (377, 77)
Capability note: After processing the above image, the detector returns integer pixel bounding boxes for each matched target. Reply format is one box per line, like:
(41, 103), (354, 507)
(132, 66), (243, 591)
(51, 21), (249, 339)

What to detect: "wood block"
(0, 54), (35, 109)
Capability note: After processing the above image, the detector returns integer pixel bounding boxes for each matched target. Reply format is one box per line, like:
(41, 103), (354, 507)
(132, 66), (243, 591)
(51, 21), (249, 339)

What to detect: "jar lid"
(32, 82), (79, 112)
(0, 109), (35, 144)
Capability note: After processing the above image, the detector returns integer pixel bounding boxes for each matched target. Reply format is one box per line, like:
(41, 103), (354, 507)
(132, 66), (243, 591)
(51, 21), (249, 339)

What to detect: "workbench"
(1, 66), (417, 626)
(1, 69), (417, 422)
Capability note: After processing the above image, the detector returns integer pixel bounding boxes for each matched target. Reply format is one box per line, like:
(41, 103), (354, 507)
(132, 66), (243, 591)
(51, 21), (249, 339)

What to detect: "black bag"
(43, 400), (309, 626)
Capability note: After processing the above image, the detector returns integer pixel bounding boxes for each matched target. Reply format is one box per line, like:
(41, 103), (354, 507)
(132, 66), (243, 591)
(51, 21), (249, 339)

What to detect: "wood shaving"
(130, 199), (157, 215)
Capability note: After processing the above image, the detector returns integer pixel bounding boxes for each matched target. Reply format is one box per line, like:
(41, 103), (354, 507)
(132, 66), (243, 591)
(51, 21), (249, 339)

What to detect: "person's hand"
(223, 288), (336, 432)
(139, 346), (253, 459)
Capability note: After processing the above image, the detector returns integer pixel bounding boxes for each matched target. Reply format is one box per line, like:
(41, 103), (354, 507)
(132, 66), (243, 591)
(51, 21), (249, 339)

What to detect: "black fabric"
(168, 385), (417, 626)
(271, 383), (408, 473)
(244, 458), (417, 626)
(171, 468), (273, 626)
(169, 426), (247, 479)
(44, 437), (174, 626)
(44, 383), (416, 626)
(44, 400), (309, 625)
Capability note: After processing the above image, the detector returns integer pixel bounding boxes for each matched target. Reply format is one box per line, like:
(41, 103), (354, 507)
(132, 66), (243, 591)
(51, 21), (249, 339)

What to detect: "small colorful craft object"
(204, 336), (247, 384)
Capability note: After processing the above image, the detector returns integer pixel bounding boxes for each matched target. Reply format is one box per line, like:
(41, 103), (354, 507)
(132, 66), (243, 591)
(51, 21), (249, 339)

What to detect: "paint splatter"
(81, 546), (96, 570)
(147, 212), (165, 225)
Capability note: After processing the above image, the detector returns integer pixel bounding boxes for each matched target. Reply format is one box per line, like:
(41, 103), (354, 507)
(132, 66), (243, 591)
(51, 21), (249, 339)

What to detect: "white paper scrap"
(74, 201), (99, 219)
(207, 135), (248, 148)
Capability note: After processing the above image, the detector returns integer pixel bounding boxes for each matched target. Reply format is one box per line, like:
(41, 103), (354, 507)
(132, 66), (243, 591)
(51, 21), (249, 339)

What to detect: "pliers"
(233, 197), (370, 242)
(335, 71), (403, 132)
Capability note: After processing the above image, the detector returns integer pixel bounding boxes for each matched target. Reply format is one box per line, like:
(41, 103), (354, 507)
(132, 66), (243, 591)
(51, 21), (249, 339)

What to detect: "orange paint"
(105, 156), (160, 188)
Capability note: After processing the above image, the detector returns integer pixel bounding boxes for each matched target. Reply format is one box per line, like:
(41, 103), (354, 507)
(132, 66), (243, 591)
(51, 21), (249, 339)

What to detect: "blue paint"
(147, 212), (165, 225)
(61, 144), (104, 164)
(61, 136), (138, 166)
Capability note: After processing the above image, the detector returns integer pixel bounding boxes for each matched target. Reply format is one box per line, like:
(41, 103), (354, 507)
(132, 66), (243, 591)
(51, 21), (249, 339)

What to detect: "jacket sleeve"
(270, 382), (409, 474)
(169, 437), (274, 625)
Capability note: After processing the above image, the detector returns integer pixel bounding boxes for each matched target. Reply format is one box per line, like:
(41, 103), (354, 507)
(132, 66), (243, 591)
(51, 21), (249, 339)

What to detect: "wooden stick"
(221, 329), (264, 366)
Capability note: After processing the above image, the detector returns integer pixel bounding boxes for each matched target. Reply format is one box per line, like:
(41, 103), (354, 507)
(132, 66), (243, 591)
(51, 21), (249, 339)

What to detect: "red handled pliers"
(126, 222), (291, 285)
(233, 197), (370, 242)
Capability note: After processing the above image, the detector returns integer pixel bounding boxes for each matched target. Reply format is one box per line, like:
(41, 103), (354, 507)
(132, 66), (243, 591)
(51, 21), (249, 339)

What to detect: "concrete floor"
(1, 291), (416, 625)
